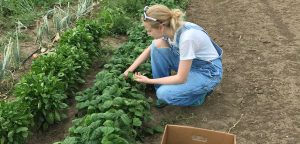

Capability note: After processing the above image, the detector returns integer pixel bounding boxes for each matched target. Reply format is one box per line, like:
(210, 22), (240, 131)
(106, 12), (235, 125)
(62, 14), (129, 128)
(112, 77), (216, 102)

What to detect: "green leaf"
(120, 114), (131, 126)
(22, 131), (28, 138)
(153, 125), (164, 133)
(16, 127), (28, 133)
(46, 112), (55, 124)
(90, 127), (102, 140)
(103, 120), (114, 127)
(60, 103), (68, 109)
(113, 97), (124, 105)
(75, 95), (87, 102)
(38, 101), (42, 109)
(99, 112), (114, 119)
(102, 100), (113, 109)
(100, 126), (115, 136)
(127, 72), (134, 80)
(74, 126), (83, 134)
(134, 110), (143, 117)
(132, 118), (142, 127)
(76, 101), (89, 109)
(7, 131), (14, 142)
(54, 111), (61, 121)
(1, 136), (5, 144)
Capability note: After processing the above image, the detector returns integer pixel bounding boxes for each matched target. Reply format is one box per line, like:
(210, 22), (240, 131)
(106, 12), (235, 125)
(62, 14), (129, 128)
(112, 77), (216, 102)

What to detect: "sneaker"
(191, 90), (213, 106)
(155, 99), (168, 108)
(206, 90), (213, 97)
(191, 97), (206, 106)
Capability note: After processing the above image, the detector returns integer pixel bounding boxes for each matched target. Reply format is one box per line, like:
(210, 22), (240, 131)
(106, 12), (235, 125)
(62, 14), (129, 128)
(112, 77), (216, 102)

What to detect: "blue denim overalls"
(150, 22), (223, 106)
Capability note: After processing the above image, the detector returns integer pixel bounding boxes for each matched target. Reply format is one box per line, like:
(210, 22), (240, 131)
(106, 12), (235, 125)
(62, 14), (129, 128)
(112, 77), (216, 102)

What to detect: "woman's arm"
(134, 59), (192, 84)
(124, 46), (151, 76)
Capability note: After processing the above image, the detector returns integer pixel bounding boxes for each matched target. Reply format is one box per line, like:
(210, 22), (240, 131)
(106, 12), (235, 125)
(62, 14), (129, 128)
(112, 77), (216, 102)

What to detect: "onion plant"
(53, 3), (72, 33)
(76, 0), (94, 19)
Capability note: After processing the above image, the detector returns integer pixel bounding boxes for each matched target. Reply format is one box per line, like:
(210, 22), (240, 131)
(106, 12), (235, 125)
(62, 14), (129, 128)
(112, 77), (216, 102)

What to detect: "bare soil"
(25, 0), (300, 144)
(144, 0), (300, 144)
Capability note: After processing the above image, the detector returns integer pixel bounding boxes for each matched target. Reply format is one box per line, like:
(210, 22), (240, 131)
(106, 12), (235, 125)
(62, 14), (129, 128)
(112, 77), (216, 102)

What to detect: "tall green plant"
(1, 21), (26, 77)
(14, 72), (68, 130)
(36, 15), (51, 46)
(76, 0), (93, 19)
(36, 0), (95, 47)
(1, 38), (14, 73)
(53, 4), (72, 33)
(15, 21), (26, 64)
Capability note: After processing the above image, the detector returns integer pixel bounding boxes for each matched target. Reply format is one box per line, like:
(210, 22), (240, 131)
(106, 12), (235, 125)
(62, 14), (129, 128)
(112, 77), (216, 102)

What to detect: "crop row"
(55, 0), (188, 144)
(0, 19), (103, 144)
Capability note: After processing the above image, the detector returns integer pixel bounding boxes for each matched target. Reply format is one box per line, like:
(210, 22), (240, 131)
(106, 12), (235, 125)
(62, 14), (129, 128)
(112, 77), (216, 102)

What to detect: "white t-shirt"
(170, 25), (219, 61)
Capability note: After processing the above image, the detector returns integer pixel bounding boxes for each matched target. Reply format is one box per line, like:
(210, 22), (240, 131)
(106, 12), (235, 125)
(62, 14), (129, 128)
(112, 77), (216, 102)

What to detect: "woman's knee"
(156, 86), (172, 102)
(156, 86), (193, 106)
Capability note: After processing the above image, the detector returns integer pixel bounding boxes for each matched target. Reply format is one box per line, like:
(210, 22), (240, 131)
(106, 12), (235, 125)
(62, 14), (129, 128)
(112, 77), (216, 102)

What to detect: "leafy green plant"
(30, 52), (81, 90)
(56, 110), (137, 144)
(98, 7), (131, 35)
(0, 99), (33, 144)
(59, 20), (102, 58)
(97, 0), (141, 35)
(55, 44), (90, 83)
(14, 72), (68, 130)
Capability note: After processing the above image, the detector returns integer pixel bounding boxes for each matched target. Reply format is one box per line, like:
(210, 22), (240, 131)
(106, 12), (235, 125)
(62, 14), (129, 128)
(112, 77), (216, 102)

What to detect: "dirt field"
(144, 0), (300, 144)
(26, 0), (300, 144)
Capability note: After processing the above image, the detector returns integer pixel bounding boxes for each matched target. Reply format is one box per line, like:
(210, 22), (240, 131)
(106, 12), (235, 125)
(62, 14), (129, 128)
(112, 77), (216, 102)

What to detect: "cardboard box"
(161, 125), (236, 144)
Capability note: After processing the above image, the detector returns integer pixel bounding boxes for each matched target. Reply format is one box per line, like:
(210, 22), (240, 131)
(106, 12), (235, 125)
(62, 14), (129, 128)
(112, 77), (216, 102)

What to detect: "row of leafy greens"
(55, 0), (188, 143)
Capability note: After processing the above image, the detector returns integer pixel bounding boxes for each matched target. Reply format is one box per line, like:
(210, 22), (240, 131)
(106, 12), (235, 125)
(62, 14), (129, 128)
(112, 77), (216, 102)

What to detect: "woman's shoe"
(155, 99), (168, 108)
(206, 90), (213, 97)
(191, 90), (213, 106)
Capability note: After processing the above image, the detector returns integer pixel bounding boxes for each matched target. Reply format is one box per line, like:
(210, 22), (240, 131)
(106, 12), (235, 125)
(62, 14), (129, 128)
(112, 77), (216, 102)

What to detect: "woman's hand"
(134, 72), (150, 84)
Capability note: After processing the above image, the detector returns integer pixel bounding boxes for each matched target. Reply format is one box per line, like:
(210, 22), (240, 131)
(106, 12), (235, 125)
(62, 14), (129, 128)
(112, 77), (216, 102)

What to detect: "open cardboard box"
(161, 125), (236, 144)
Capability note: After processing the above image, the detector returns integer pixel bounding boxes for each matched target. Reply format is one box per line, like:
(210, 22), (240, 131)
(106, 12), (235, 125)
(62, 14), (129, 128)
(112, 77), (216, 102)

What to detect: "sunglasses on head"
(143, 6), (162, 23)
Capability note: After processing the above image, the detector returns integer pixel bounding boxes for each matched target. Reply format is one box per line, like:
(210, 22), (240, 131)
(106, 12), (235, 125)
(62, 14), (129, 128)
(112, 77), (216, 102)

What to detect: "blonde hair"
(144, 4), (185, 33)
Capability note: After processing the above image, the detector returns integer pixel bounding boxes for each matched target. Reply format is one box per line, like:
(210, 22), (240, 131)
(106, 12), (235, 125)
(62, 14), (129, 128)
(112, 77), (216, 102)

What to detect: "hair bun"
(171, 9), (182, 19)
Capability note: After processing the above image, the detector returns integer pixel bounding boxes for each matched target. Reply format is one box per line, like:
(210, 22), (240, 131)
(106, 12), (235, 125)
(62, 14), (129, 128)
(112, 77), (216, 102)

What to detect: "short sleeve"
(179, 40), (197, 60)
